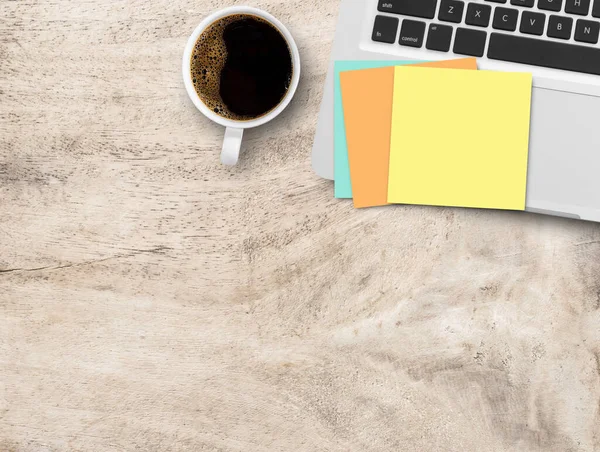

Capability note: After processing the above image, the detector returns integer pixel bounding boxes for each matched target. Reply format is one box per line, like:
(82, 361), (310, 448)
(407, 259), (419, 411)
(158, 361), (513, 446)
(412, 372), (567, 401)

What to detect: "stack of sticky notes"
(334, 58), (533, 211)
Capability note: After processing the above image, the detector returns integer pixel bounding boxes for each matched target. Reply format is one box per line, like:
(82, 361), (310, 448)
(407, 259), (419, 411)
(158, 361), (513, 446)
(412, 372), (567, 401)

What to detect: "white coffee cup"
(182, 6), (301, 165)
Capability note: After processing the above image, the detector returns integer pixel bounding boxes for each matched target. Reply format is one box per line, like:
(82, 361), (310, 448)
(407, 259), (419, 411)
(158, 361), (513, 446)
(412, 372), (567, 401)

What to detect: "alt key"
(399, 19), (427, 47)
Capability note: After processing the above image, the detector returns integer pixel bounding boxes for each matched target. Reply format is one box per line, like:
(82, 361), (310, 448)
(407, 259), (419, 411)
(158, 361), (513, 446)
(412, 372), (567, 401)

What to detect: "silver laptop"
(312, 0), (600, 222)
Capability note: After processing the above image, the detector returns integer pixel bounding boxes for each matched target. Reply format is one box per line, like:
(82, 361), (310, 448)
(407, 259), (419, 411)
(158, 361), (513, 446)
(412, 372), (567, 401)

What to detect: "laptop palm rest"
(527, 87), (600, 221)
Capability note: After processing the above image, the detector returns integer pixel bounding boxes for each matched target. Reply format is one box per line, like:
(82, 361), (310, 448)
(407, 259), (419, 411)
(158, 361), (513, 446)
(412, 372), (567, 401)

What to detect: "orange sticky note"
(340, 58), (478, 208)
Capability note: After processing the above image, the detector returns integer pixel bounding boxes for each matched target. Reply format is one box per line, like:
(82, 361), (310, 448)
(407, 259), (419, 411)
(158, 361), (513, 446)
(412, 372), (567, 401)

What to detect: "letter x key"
(466, 3), (491, 27)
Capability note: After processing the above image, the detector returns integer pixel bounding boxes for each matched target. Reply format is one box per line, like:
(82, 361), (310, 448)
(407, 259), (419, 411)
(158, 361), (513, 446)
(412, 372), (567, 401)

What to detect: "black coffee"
(190, 14), (293, 121)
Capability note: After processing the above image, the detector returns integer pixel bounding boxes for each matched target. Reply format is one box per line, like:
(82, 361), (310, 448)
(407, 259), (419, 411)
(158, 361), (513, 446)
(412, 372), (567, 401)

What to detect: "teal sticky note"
(334, 60), (421, 199)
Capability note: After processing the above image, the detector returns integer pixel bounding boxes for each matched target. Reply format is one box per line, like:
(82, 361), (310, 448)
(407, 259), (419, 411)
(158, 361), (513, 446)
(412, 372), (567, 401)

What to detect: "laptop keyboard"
(373, 0), (600, 75)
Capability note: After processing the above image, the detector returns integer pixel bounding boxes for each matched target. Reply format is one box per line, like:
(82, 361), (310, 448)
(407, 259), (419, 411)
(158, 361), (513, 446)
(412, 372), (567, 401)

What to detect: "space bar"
(487, 33), (600, 76)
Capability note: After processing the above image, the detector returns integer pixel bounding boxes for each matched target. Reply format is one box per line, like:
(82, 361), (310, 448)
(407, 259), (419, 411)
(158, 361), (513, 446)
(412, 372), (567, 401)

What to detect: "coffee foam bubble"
(191, 14), (278, 121)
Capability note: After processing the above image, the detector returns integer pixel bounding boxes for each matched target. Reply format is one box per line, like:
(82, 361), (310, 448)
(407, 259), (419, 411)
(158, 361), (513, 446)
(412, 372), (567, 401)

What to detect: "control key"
(399, 19), (426, 47)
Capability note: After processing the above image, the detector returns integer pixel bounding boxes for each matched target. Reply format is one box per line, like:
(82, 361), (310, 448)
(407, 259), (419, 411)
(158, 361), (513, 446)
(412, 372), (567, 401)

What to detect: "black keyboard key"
(378, 0), (438, 19)
(538, 0), (562, 11)
(399, 19), (426, 47)
(548, 15), (573, 38)
(426, 23), (453, 51)
(372, 15), (399, 43)
(466, 3), (492, 26)
(565, 0), (590, 14)
(488, 32), (600, 75)
(439, 0), (465, 22)
(453, 28), (487, 56)
(493, 7), (519, 30)
(593, 0), (600, 17)
(575, 19), (600, 42)
(520, 11), (546, 34)
(511, 0), (535, 6)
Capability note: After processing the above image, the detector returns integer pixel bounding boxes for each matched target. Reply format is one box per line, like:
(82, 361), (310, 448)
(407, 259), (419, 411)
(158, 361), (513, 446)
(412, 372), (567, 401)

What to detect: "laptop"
(312, 0), (600, 222)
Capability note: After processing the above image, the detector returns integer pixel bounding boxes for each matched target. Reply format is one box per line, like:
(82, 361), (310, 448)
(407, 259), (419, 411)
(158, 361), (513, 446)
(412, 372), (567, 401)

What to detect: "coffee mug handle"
(221, 127), (244, 166)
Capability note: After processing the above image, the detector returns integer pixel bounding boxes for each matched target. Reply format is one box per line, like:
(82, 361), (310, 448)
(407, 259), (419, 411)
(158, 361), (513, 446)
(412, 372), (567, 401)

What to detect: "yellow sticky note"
(340, 58), (477, 209)
(388, 67), (532, 211)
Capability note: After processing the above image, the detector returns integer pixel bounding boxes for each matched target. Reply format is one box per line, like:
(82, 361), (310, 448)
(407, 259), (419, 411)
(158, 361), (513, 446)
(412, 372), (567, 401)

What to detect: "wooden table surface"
(2, 1), (600, 451)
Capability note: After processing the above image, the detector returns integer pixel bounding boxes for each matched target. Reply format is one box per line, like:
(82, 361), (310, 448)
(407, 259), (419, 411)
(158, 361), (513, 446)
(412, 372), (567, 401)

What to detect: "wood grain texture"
(1, 1), (600, 451)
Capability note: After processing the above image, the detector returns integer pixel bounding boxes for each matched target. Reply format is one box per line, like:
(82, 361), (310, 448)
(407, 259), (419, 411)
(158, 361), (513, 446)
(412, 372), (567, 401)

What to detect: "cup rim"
(182, 6), (301, 129)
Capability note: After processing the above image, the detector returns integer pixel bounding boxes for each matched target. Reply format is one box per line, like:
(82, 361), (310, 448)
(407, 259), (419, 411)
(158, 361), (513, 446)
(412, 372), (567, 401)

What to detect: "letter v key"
(520, 11), (546, 36)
